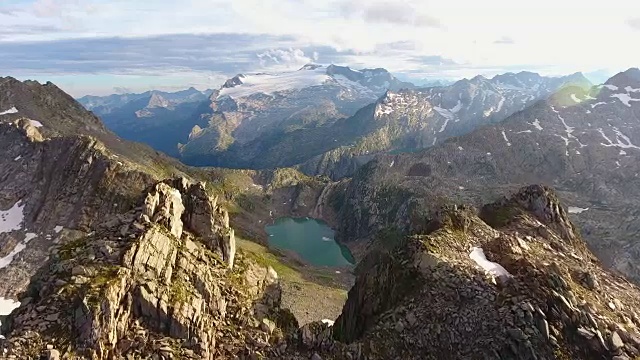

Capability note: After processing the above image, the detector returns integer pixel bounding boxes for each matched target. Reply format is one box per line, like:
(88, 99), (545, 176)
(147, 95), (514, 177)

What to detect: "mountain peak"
(146, 92), (171, 109)
(299, 63), (323, 71)
(222, 74), (245, 89)
(605, 68), (640, 88)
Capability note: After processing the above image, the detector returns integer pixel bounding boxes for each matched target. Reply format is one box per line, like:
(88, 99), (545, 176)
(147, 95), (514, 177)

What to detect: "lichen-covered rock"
(0, 179), (285, 359)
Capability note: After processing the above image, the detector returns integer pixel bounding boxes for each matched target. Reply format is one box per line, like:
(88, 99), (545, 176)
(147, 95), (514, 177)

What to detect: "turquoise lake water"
(265, 217), (355, 267)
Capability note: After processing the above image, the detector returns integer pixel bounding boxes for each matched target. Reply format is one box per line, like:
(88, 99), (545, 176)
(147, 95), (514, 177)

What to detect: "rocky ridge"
(0, 178), (296, 359)
(9, 181), (640, 360)
(285, 185), (640, 360)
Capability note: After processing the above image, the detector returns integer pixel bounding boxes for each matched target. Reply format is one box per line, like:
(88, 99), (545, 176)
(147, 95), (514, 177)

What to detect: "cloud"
(628, 18), (640, 30)
(0, 33), (302, 75)
(0, 24), (65, 40)
(340, 0), (441, 28)
(363, 2), (441, 27)
(256, 48), (315, 70)
(494, 36), (515, 45)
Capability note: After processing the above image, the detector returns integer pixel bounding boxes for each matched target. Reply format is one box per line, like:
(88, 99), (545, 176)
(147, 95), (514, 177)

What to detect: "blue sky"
(1, 0), (639, 96)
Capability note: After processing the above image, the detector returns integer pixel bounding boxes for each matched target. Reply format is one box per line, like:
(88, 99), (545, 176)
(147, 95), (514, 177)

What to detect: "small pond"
(265, 217), (355, 267)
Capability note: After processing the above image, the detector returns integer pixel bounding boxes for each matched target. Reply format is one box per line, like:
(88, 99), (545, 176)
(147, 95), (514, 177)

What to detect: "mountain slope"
(178, 64), (414, 167)
(0, 77), (201, 314)
(7, 183), (640, 359)
(78, 88), (213, 157)
(324, 68), (640, 281)
(77, 87), (212, 117)
(299, 71), (592, 179)
(321, 185), (640, 359)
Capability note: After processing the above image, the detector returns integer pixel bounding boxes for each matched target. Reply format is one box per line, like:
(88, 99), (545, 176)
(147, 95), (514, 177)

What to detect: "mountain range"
(78, 66), (592, 180)
(2, 66), (640, 359)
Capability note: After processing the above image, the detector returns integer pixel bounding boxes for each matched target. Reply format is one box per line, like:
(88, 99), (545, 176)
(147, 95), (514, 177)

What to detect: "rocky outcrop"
(1, 179), (292, 359)
(303, 186), (640, 360)
(142, 179), (236, 268)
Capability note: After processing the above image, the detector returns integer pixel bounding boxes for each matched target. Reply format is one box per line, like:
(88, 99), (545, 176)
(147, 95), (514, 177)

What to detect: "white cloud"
(257, 48), (315, 70)
(1, 0), (640, 95)
(340, 0), (442, 28)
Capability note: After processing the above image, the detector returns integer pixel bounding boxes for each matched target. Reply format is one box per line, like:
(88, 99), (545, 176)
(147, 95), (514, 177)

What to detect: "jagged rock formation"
(0, 76), (193, 318)
(143, 179), (236, 268)
(282, 186), (640, 359)
(1, 179), (294, 359)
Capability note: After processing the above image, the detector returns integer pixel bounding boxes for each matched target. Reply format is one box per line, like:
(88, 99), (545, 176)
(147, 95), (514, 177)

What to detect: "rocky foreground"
(3, 181), (640, 360)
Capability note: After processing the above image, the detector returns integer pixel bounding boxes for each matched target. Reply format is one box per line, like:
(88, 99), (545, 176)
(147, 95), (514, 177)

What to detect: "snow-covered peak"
(216, 65), (409, 100)
(217, 67), (331, 99)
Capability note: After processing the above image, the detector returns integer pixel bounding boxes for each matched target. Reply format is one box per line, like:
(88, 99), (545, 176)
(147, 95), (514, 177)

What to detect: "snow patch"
(516, 130), (532, 134)
(602, 84), (618, 91)
(24, 233), (37, 242)
(321, 319), (334, 326)
(570, 94), (582, 103)
(552, 106), (586, 148)
(218, 68), (331, 98)
(568, 207), (589, 214)
(0, 202), (25, 234)
(501, 130), (512, 146)
(625, 86), (640, 93)
(496, 96), (506, 113)
(389, 160), (395, 168)
(13, 156), (21, 161)
(0, 232), (36, 270)
(434, 99), (464, 132)
(321, 236), (332, 242)
(458, 146), (464, 151)
(0, 107), (18, 115)
(530, 119), (543, 131)
(28, 120), (43, 128)
(598, 127), (640, 150)
(54, 225), (63, 233)
(469, 247), (511, 279)
(591, 102), (608, 108)
(620, 150), (627, 156)
(0, 297), (20, 316)
(611, 93), (640, 107)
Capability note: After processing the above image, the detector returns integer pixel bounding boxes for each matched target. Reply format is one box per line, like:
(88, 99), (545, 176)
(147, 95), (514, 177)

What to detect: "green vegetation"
(58, 236), (89, 260)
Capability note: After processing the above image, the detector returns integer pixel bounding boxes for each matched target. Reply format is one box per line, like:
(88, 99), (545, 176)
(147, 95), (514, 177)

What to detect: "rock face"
(1, 179), (292, 359)
(144, 179), (237, 268)
(307, 186), (640, 359)
(0, 76), (190, 315)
